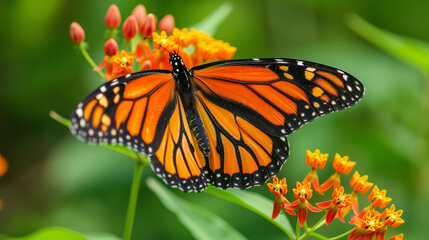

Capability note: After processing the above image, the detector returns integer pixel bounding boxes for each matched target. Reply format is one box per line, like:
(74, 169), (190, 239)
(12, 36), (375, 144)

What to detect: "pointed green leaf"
(191, 2), (233, 36)
(147, 178), (247, 240)
(3, 227), (88, 240)
(205, 186), (295, 239)
(347, 14), (429, 72)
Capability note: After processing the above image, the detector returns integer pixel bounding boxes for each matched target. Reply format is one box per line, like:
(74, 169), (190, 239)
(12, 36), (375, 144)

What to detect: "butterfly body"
(70, 55), (364, 193)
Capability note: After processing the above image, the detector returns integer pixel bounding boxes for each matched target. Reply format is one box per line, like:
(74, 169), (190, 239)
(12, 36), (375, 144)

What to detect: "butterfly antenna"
(144, 36), (172, 56)
(178, 38), (182, 56)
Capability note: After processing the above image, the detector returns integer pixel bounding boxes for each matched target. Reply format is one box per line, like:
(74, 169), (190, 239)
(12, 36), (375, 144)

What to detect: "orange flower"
(357, 185), (391, 219)
(0, 154), (7, 178)
(111, 50), (134, 78)
(348, 211), (383, 240)
(390, 234), (403, 240)
(381, 204), (404, 228)
(267, 177), (295, 220)
(368, 185), (392, 209)
(288, 182), (321, 227)
(320, 153), (355, 192)
(302, 149), (328, 195)
(344, 171), (374, 216)
(0, 154), (8, 211)
(316, 187), (352, 225)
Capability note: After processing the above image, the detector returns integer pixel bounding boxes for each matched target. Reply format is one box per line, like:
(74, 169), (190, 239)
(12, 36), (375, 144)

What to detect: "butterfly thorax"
(169, 53), (211, 157)
(170, 53), (195, 108)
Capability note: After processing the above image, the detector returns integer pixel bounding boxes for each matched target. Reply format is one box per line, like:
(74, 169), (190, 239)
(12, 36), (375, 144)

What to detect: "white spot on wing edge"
(75, 108), (83, 117)
(297, 61), (304, 66)
(100, 86), (107, 92)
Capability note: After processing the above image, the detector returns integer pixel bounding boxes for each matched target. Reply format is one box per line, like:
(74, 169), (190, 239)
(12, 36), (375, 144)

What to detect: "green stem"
(295, 216), (300, 240)
(124, 39), (131, 52)
(309, 232), (329, 240)
(79, 43), (106, 79)
(329, 229), (353, 240)
(298, 213), (326, 240)
(123, 160), (144, 240)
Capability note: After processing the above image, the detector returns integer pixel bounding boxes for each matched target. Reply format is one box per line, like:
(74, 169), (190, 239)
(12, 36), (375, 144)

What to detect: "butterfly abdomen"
(185, 107), (211, 156)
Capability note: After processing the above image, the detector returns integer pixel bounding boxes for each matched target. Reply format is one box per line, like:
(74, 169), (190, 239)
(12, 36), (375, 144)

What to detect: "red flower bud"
(105, 4), (121, 29)
(122, 15), (139, 39)
(158, 14), (175, 35)
(140, 13), (156, 37)
(132, 4), (146, 26)
(69, 22), (85, 44)
(104, 38), (119, 57)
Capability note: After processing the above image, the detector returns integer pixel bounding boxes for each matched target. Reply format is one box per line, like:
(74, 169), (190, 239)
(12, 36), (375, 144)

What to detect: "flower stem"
(309, 232), (329, 240)
(123, 159), (144, 240)
(298, 213), (326, 240)
(79, 43), (106, 79)
(329, 229), (353, 240)
(295, 217), (300, 240)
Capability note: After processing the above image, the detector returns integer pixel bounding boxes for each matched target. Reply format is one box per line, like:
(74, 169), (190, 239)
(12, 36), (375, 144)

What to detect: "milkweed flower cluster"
(69, 4), (237, 81)
(267, 149), (404, 240)
(0, 154), (7, 211)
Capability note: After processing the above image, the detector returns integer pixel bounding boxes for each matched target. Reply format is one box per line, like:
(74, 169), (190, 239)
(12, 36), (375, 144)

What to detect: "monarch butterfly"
(70, 53), (364, 192)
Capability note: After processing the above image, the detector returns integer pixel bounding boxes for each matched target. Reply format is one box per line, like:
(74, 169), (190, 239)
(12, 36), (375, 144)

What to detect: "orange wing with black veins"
(70, 70), (206, 192)
(192, 58), (364, 189)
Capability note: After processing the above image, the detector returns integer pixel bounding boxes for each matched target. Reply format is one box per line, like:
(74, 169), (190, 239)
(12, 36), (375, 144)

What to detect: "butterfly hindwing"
(150, 97), (207, 192)
(195, 91), (289, 189)
(192, 58), (364, 188)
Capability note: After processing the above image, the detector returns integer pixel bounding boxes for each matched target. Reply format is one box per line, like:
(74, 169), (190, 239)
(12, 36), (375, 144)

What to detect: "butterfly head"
(169, 52), (185, 69)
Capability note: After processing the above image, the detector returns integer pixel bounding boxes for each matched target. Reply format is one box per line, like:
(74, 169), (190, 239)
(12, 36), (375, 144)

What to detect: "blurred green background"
(0, 0), (427, 239)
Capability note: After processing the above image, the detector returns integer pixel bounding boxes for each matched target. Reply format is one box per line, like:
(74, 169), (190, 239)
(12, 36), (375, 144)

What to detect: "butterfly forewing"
(191, 58), (364, 189)
(70, 55), (364, 193)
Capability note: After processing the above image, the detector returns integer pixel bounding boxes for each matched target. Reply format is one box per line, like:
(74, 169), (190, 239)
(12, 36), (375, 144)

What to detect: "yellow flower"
(152, 31), (178, 53)
(172, 28), (193, 47)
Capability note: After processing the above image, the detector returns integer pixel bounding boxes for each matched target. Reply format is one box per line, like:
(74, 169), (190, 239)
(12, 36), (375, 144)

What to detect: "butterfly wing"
(70, 71), (206, 192)
(192, 58), (364, 189)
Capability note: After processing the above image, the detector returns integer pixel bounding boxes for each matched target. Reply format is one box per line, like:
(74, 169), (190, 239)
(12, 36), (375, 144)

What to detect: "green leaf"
(1, 228), (121, 240)
(3, 227), (88, 240)
(347, 14), (429, 72)
(191, 2), (233, 36)
(147, 178), (247, 240)
(205, 186), (295, 239)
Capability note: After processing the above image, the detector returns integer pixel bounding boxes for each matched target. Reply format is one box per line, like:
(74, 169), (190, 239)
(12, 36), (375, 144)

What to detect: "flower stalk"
(123, 155), (146, 240)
